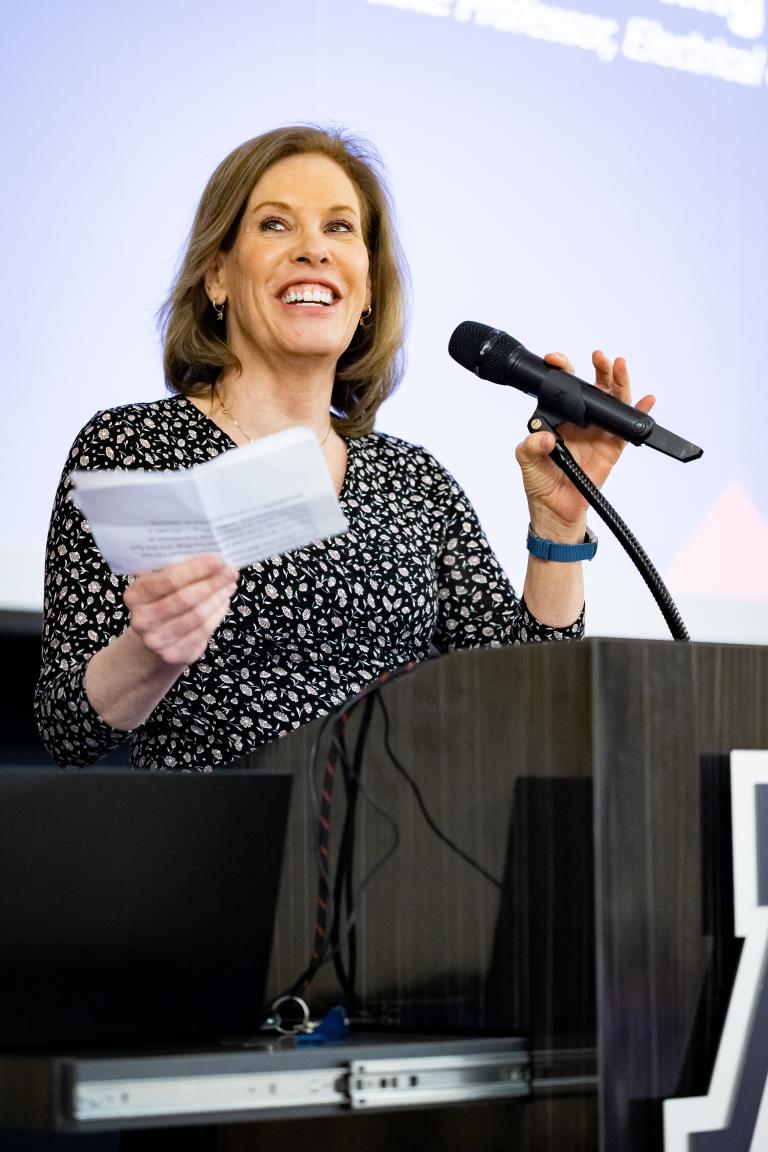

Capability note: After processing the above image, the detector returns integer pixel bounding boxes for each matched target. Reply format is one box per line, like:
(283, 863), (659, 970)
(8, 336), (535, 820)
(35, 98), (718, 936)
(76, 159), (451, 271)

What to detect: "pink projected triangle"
(664, 482), (768, 599)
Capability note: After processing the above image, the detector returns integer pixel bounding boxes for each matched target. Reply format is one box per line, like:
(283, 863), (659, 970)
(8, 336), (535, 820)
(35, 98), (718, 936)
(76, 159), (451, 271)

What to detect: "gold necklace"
(215, 387), (332, 447)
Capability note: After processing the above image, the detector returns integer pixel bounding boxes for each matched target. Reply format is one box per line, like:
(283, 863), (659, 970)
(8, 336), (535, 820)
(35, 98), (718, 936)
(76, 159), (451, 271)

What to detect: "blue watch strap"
(526, 525), (598, 562)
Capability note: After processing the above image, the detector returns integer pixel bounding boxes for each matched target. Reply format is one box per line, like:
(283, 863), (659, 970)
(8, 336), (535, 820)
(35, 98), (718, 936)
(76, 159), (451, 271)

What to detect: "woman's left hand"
(514, 349), (655, 539)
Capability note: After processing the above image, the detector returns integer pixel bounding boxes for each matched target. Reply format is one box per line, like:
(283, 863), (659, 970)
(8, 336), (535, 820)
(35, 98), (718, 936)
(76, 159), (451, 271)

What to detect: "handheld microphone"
(448, 320), (702, 463)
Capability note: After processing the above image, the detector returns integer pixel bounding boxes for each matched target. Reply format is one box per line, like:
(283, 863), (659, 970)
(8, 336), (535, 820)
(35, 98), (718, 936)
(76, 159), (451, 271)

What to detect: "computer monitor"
(0, 768), (292, 1052)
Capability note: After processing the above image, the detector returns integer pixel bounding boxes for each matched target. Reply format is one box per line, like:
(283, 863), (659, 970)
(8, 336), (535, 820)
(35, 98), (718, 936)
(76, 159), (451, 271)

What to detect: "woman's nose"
(292, 229), (330, 264)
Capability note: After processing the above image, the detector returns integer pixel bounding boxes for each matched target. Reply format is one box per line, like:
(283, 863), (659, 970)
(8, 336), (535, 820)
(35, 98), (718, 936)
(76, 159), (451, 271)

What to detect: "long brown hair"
(159, 125), (410, 437)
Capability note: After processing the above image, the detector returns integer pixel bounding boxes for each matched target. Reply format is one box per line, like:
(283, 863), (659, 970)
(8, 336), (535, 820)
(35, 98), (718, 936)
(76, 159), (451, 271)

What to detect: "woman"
(34, 124), (653, 771)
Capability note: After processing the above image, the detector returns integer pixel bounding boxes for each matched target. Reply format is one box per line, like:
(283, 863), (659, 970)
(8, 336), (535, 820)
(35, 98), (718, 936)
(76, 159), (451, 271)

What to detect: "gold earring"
(212, 298), (225, 322)
(359, 305), (372, 329)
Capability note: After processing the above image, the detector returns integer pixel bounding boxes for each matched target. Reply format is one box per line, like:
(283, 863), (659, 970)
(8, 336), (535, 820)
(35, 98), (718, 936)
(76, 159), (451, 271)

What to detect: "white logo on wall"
(664, 750), (768, 1150)
(365, 0), (768, 86)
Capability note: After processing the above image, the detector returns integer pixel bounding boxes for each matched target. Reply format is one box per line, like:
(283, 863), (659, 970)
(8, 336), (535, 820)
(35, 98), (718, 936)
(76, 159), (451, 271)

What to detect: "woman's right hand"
(124, 554), (240, 668)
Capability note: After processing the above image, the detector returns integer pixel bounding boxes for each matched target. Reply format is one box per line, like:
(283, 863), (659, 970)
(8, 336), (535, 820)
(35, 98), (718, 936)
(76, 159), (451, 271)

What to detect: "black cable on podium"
(274, 668), (412, 1019)
(269, 659), (503, 1027)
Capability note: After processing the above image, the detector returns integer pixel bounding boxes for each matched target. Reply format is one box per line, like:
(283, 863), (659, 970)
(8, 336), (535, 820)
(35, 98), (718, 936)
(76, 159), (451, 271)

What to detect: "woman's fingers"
(543, 351), (574, 374)
(135, 580), (236, 645)
(124, 554), (239, 665)
(514, 430), (562, 505)
(515, 429), (557, 467)
(126, 554), (238, 609)
(551, 348), (654, 421)
(139, 586), (236, 666)
(590, 349), (615, 393)
(514, 344), (662, 527)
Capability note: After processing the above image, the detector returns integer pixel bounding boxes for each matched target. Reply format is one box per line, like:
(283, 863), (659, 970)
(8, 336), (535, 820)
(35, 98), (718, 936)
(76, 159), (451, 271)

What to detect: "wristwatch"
(526, 524), (598, 562)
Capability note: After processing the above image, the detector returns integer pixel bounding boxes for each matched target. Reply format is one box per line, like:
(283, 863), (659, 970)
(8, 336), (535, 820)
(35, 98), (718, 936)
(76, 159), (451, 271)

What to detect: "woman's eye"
(327, 219), (354, 233)
(260, 216), (288, 232)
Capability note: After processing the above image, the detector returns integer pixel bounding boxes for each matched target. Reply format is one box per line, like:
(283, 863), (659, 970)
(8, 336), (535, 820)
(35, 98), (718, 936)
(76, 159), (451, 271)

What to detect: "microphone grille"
(448, 321), (520, 383)
(448, 321), (496, 371)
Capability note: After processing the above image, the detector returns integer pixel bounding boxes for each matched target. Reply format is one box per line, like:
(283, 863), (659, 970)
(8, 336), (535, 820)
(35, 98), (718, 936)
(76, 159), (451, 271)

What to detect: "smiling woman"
(161, 126), (408, 441)
(34, 122), (653, 772)
(199, 153), (373, 453)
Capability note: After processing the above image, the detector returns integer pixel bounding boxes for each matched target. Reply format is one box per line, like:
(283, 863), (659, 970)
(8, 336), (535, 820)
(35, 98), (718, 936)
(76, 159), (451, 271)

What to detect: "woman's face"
(207, 152), (371, 376)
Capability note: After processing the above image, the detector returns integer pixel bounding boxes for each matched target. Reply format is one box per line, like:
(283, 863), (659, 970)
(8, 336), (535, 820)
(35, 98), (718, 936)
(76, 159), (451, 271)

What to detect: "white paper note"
(68, 426), (349, 574)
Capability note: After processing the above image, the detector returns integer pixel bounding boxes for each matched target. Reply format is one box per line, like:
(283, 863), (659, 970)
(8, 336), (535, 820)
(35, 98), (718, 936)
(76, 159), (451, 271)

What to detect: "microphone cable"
(283, 669), (412, 1003)
(278, 650), (515, 1024)
(375, 690), (503, 890)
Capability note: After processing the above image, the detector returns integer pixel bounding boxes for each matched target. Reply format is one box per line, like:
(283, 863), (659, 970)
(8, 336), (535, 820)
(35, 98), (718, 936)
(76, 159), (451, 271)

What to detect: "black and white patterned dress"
(34, 396), (584, 771)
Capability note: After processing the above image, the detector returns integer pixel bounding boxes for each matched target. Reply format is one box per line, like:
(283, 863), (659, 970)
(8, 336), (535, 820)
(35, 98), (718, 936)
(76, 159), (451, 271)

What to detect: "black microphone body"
(448, 321), (702, 462)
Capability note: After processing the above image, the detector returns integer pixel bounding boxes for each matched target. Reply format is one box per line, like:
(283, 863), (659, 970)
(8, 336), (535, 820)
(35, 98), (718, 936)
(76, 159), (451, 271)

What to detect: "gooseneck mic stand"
(529, 405), (691, 642)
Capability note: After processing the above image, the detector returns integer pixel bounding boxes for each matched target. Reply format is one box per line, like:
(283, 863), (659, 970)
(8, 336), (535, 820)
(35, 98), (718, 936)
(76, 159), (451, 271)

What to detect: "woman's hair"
(159, 124), (410, 438)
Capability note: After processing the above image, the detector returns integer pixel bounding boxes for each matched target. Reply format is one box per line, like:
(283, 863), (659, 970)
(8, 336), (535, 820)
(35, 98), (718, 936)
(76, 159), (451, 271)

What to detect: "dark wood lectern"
(244, 636), (768, 1152)
(0, 637), (765, 1152)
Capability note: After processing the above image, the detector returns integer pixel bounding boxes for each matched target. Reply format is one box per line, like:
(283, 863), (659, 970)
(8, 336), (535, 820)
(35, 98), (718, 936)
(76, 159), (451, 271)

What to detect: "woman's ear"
(204, 254), (226, 304)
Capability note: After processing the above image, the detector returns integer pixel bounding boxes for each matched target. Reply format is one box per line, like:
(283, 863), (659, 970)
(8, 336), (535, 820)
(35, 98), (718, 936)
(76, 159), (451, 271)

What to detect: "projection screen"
(2, 0), (766, 642)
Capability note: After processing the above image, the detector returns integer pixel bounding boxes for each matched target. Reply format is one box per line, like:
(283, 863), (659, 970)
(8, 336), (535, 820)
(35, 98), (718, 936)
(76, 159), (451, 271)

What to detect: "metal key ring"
(269, 994), (312, 1035)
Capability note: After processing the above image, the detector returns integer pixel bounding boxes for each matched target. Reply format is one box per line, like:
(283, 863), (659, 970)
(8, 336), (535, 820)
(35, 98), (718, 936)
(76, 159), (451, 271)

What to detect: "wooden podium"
(0, 637), (765, 1152)
(241, 636), (768, 1152)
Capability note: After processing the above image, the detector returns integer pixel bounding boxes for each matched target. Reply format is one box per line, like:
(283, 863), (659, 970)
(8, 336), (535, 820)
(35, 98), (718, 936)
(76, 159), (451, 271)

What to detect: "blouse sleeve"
(429, 467), (584, 652)
(34, 413), (134, 768)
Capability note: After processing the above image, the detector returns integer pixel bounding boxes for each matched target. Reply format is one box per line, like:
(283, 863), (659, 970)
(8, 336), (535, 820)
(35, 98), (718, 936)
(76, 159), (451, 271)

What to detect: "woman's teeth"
(281, 286), (334, 305)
